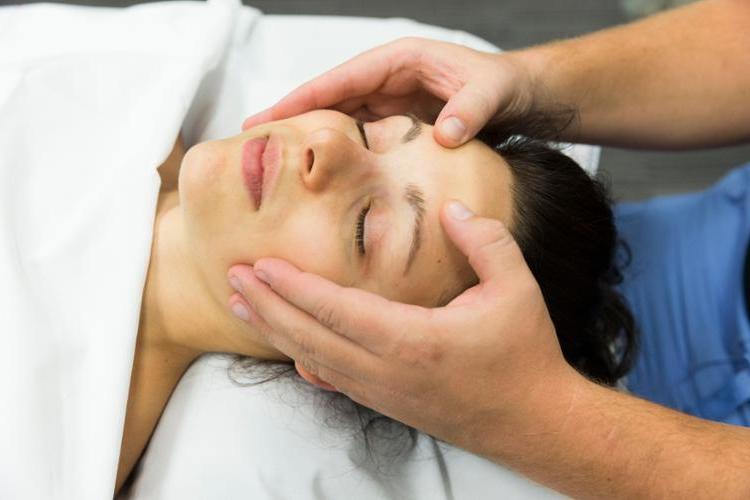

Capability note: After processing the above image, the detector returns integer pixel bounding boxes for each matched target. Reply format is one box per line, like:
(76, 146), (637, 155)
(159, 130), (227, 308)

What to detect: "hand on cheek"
(226, 199), (579, 459)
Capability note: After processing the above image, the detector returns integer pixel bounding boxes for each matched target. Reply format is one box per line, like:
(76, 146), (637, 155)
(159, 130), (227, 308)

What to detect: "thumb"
(440, 200), (529, 284)
(434, 82), (500, 147)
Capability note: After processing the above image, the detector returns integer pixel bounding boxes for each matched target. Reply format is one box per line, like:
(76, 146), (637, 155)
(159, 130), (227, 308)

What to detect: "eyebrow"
(401, 113), (422, 143)
(403, 183), (426, 276)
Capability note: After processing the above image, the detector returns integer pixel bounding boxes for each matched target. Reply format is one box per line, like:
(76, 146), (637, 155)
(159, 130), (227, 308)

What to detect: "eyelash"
(354, 120), (371, 256)
(355, 203), (371, 256)
(356, 120), (369, 150)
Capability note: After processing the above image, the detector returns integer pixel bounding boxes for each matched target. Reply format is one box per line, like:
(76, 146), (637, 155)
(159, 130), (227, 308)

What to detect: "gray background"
(6, 0), (749, 201)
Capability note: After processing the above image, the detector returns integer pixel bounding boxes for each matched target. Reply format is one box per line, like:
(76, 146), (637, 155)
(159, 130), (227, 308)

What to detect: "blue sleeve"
(615, 162), (750, 425)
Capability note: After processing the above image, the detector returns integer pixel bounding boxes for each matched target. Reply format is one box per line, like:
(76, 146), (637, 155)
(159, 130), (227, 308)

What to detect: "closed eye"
(356, 119), (369, 150)
(355, 202), (370, 255)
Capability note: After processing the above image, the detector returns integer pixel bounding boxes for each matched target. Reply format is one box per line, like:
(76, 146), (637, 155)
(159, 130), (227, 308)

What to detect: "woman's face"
(179, 110), (512, 310)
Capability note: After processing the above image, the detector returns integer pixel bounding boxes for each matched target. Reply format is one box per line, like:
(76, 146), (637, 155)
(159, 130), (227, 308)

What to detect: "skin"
(232, 0), (750, 497)
(114, 110), (513, 493)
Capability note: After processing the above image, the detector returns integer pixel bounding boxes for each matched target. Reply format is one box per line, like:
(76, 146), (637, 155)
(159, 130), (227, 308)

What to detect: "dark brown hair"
(478, 128), (636, 384)
(226, 118), (637, 462)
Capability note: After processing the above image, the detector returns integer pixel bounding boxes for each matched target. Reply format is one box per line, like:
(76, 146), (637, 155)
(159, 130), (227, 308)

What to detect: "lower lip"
(242, 137), (268, 209)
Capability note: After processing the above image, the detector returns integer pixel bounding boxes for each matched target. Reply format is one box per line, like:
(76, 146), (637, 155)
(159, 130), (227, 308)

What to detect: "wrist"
(506, 44), (558, 108)
(501, 45), (580, 139)
(470, 361), (595, 465)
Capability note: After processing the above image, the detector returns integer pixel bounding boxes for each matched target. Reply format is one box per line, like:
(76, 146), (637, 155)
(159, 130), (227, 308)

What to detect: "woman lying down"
(117, 109), (637, 493)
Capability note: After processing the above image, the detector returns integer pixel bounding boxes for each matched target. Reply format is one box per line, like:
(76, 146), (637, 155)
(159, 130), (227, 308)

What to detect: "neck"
(140, 136), (284, 360)
(116, 139), (287, 493)
(141, 195), (285, 359)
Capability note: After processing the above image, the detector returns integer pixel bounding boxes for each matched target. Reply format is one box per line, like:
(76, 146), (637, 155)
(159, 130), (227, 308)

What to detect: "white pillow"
(123, 353), (563, 499)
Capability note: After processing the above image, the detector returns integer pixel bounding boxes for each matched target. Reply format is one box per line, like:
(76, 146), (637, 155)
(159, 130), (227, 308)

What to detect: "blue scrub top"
(615, 162), (750, 425)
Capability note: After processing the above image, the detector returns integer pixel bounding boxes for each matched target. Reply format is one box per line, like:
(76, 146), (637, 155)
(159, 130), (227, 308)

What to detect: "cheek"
(179, 140), (229, 207)
(252, 212), (353, 287)
(180, 140), (248, 248)
(178, 140), (254, 294)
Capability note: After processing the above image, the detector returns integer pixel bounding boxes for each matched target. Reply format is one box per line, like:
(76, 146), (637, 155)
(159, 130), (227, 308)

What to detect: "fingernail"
(447, 200), (474, 220)
(440, 117), (466, 143)
(229, 275), (242, 292)
(231, 302), (250, 321)
(255, 268), (270, 285)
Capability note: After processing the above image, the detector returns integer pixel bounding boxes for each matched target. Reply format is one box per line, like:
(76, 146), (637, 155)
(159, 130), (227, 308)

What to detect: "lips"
(241, 137), (267, 209)
(241, 135), (282, 210)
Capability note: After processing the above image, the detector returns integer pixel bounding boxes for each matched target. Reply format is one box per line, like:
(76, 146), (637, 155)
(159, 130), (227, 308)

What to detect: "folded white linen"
(0, 1), (236, 498)
(0, 1), (579, 498)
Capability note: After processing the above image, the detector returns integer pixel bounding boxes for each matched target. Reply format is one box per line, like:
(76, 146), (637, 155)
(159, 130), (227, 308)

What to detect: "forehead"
(360, 120), (513, 306)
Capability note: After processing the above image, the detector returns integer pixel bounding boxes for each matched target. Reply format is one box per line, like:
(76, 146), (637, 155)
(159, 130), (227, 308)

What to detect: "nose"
(300, 128), (369, 191)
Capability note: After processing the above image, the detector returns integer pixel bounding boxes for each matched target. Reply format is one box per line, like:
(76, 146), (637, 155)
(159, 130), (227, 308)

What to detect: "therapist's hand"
(226, 200), (581, 454)
(241, 37), (537, 148)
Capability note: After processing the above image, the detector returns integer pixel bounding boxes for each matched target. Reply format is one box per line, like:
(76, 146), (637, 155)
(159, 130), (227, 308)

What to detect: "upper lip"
(259, 134), (281, 208)
(240, 134), (283, 211)
(241, 137), (267, 210)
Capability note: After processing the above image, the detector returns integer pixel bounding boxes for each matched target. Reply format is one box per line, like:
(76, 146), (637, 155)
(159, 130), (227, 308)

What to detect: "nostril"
(306, 149), (315, 174)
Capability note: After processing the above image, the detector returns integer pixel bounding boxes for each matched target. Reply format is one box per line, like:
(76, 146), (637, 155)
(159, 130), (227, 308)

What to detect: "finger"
(227, 267), (381, 381)
(295, 361), (339, 392)
(244, 44), (406, 130)
(230, 293), (365, 396)
(347, 106), (383, 122)
(242, 108), (276, 131)
(434, 81), (502, 147)
(243, 96), (378, 132)
(349, 94), (437, 122)
(439, 200), (530, 284)
(241, 83), (331, 132)
(328, 97), (390, 121)
(246, 258), (428, 354)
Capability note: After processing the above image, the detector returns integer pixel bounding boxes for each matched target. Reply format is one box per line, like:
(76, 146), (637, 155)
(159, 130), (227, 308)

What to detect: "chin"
(177, 142), (236, 281)
(179, 140), (231, 208)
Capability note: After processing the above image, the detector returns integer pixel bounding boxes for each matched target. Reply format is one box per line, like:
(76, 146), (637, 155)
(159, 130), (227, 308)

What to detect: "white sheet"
(0, 1), (582, 498)
(124, 354), (563, 499)
(0, 1), (236, 498)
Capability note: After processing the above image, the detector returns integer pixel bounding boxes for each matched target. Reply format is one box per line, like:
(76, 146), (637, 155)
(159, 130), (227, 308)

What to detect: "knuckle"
(390, 330), (444, 369)
(395, 36), (422, 48)
(388, 37), (427, 69)
(248, 311), (275, 339)
(288, 325), (318, 358)
(253, 322), (274, 345)
(315, 365), (341, 388)
(517, 272), (543, 298)
(469, 223), (515, 266)
(311, 300), (344, 332)
(486, 218), (511, 240)
(417, 339), (445, 367)
(468, 244), (494, 273)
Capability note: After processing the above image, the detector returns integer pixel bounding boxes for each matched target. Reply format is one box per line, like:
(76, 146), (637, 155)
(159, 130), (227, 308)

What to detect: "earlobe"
(295, 361), (339, 392)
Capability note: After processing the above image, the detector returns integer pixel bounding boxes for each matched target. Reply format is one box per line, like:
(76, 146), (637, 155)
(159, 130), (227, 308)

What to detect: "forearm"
(515, 0), (750, 150)
(478, 371), (750, 498)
